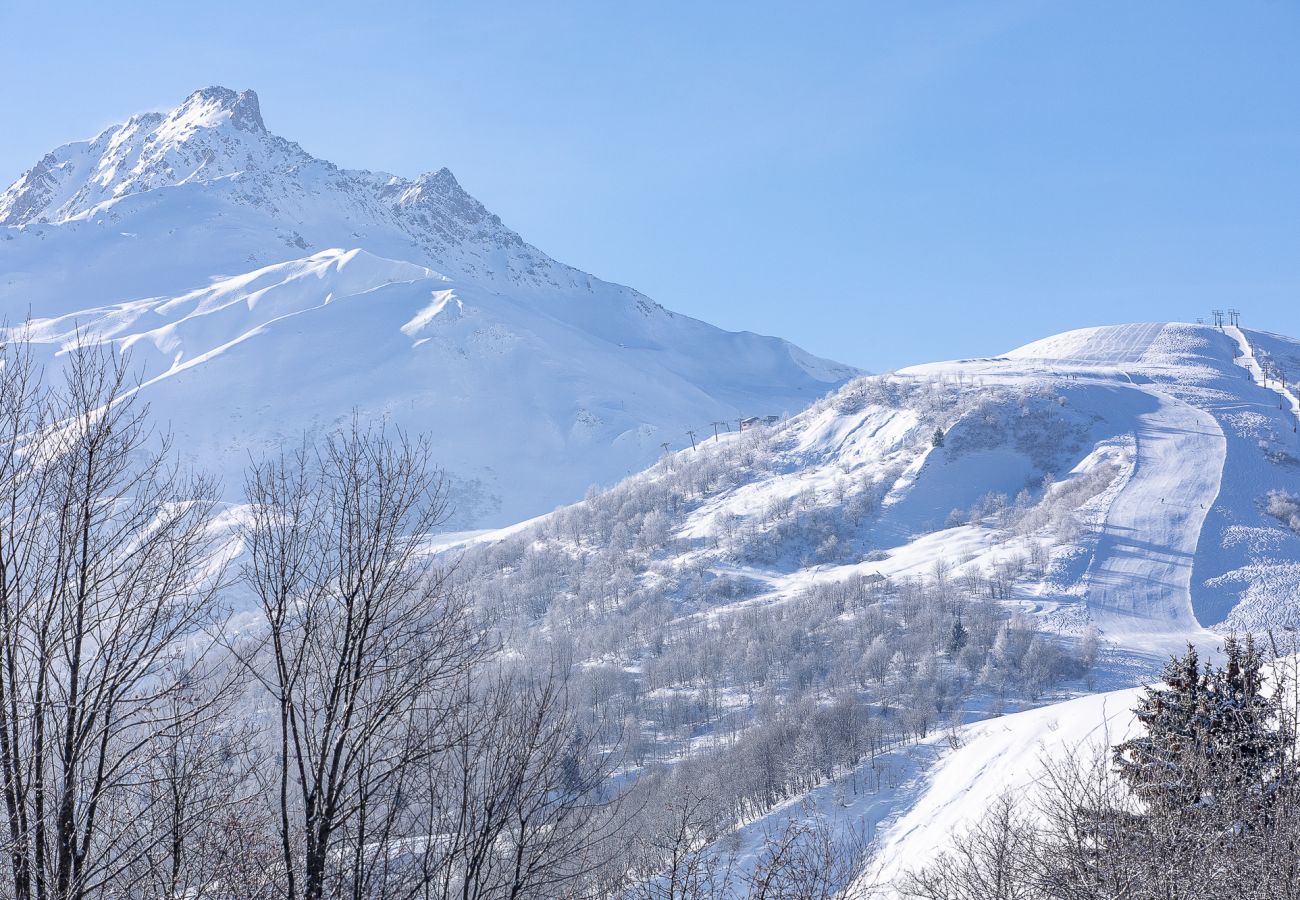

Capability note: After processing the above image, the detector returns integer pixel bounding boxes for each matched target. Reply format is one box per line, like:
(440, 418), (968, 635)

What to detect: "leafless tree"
(117, 666), (277, 899)
(744, 814), (866, 900)
(0, 339), (228, 900)
(898, 794), (1042, 900)
(416, 663), (625, 899)
(623, 784), (736, 900)
(240, 419), (484, 900)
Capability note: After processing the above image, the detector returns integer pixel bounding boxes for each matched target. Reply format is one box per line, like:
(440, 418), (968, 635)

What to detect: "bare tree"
(899, 794), (1041, 900)
(240, 419), (483, 900)
(0, 340), (228, 900)
(417, 662), (625, 899)
(624, 784), (736, 900)
(744, 814), (866, 900)
(117, 662), (277, 900)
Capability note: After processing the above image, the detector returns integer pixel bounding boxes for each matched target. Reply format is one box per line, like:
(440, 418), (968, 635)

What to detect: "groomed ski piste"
(444, 319), (1300, 895)
(843, 320), (1300, 896)
(907, 322), (1227, 653)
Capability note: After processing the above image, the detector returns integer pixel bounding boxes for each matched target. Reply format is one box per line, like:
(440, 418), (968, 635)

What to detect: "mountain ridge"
(0, 86), (857, 525)
(0, 86), (571, 290)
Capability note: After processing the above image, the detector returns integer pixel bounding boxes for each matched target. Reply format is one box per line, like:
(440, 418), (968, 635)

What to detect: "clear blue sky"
(2, 1), (1298, 371)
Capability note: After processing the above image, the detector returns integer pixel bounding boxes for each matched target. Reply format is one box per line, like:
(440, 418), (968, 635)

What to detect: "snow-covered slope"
(859, 684), (1143, 894)
(0, 87), (855, 524)
(441, 319), (1300, 890)
(453, 318), (1300, 661)
(900, 321), (1300, 641)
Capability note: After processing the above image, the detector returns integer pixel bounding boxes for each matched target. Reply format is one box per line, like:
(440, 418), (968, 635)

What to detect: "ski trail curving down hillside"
(917, 322), (1228, 647)
(1080, 383), (1224, 645)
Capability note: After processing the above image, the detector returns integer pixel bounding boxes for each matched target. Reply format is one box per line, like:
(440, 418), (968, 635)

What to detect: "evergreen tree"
(1202, 635), (1290, 811)
(1113, 643), (1207, 812)
(1113, 637), (1290, 822)
(931, 426), (945, 448)
(947, 616), (968, 656)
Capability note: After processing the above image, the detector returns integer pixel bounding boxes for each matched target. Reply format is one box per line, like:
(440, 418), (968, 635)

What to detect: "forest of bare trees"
(0, 341), (1104, 898)
(0, 343), (640, 899)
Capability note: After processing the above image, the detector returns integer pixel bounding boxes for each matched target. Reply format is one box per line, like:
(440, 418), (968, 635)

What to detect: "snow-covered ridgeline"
(0, 88), (857, 524)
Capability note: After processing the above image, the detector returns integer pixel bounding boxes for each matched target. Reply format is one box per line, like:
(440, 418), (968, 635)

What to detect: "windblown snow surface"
(0, 87), (855, 525)
(447, 319), (1300, 894)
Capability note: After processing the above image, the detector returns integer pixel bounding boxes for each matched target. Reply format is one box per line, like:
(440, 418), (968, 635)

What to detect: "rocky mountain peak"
(176, 86), (265, 133)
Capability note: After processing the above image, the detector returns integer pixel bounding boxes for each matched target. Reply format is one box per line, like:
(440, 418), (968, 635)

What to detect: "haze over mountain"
(0, 86), (856, 524)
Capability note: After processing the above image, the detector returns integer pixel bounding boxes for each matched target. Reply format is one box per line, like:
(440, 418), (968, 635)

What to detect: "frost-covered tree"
(905, 636), (1300, 900)
(1113, 636), (1288, 822)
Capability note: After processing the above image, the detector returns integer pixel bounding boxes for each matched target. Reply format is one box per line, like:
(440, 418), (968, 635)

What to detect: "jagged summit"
(0, 86), (444, 229)
(392, 167), (479, 209)
(0, 84), (286, 227)
(0, 86), (614, 291)
(0, 86), (550, 288)
(176, 86), (265, 132)
(0, 87), (858, 524)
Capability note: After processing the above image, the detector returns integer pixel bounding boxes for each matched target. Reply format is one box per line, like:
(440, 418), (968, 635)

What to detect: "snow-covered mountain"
(464, 319), (1300, 644)
(11, 87), (1300, 889)
(437, 319), (1300, 892)
(0, 87), (856, 524)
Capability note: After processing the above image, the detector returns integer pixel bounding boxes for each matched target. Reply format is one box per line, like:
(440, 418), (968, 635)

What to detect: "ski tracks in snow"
(1079, 380), (1224, 646)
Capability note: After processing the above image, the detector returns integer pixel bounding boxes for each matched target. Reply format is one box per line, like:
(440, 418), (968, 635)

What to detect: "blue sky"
(2, 1), (1298, 370)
